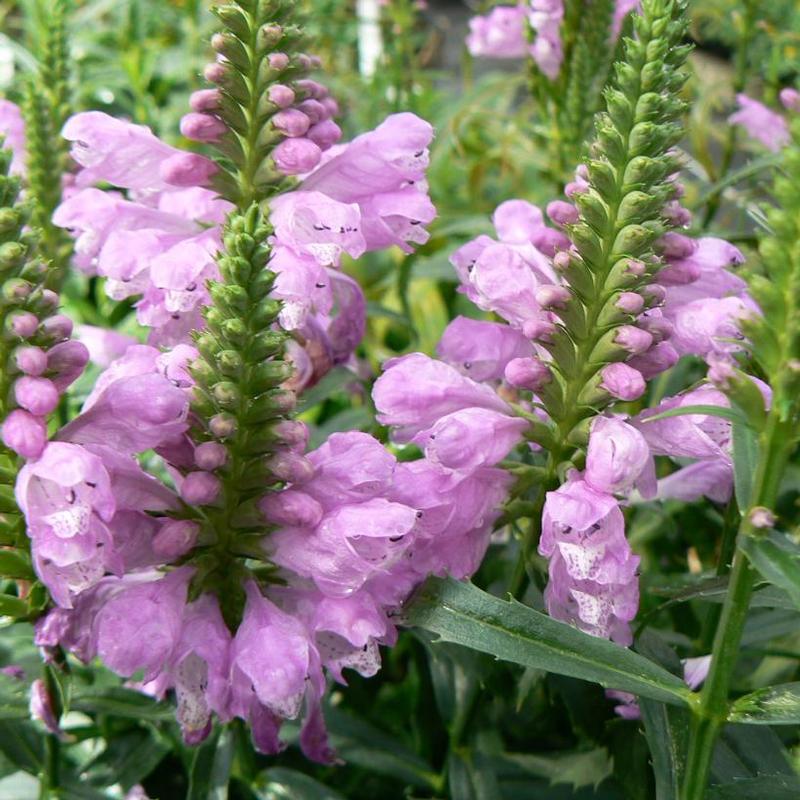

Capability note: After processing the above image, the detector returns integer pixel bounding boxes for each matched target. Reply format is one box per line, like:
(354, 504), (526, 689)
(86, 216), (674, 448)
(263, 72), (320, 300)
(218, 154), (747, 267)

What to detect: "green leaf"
(731, 421), (760, 511)
(0, 596), (28, 618)
(0, 721), (43, 774)
(0, 674), (29, 721)
(296, 367), (359, 413)
(403, 578), (692, 706)
(639, 700), (689, 800)
(707, 775), (800, 799)
(501, 748), (613, 791)
(256, 767), (346, 800)
(639, 405), (748, 427)
(85, 728), (170, 790)
(712, 724), (795, 781)
(729, 683), (800, 725)
(447, 750), (501, 800)
(740, 531), (800, 610)
(187, 726), (234, 800)
(71, 687), (174, 721)
(325, 707), (438, 790)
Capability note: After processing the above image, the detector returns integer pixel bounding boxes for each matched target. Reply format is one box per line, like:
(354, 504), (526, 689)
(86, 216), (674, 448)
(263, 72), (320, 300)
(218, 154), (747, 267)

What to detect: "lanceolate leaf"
(403, 578), (692, 705)
(639, 405), (749, 426)
(640, 699), (689, 800)
(729, 683), (800, 725)
(731, 421), (760, 511)
(740, 531), (800, 610)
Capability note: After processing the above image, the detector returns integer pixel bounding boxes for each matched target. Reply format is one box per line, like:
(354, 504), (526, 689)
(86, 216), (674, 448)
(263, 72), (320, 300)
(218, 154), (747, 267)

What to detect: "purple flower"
(437, 317), (533, 382)
(374, 353), (511, 442)
(92, 568), (192, 681)
(466, 6), (528, 59)
(729, 94), (790, 152)
(585, 416), (655, 497)
(0, 99), (26, 175)
(540, 477), (639, 644)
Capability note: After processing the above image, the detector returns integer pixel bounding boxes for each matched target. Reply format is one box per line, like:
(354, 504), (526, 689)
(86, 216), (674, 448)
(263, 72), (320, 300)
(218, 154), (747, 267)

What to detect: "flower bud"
(212, 381), (240, 406)
(15, 376), (59, 415)
(748, 506), (776, 529)
(273, 137), (322, 175)
(268, 84), (296, 108)
(297, 99), (326, 126)
(546, 200), (579, 226)
(585, 416), (650, 494)
(194, 441), (228, 470)
(180, 112), (227, 143)
(616, 292), (644, 315)
(160, 153), (217, 187)
(522, 318), (555, 342)
(2, 278), (32, 302)
(15, 346), (47, 376)
(273, 420), (309, 448)
(9, 312), (38, 338)
(209, 413), (237, 438)
(638, 312), (673, 342)
(1, 409), (47, 458)
(259, 489), (323, 528)
(321, 96), (339, 117)
(599, 363), (645, 401)
(153, 519), (200, 559)
(267, 452), (314, 483)
(658, 232), (695, 259)
(504, 357), (552, 391)
(780, 88), (800, 113)
(41, 314), (73, 341)
(625, 259), (647, 277)
(272, 109), (311, 137)
(552, 250), (572, 272)
(268, 52), (290, 71)
(204, 62), (229, 84)
(628, 341), (679, 379)
(181, 471), (221, 505)
(307, 119), (342, 150)
(258, 24), (283, 47)
(30, 679), (61, 737)
(615, 325), (653, 355)
(535, 285), (571, 309)
(642, 284), (666, 306)
(296, 79), (328, 99)
(40, 290), (59, 312)
(189, 89), (221, 112)
(0, 242), (25, 268)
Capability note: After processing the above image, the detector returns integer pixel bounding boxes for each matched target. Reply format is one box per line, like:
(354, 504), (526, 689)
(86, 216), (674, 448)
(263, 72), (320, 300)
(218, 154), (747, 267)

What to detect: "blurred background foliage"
(1, 1), (800, 798)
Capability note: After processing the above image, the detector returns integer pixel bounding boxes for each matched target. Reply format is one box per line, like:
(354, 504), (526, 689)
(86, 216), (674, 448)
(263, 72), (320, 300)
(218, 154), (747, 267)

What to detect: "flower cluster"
(53, 109), (433, 391)
(0, 102), (90, 462)
(466, 0), (640, 79)
(5, 0), (497, 760)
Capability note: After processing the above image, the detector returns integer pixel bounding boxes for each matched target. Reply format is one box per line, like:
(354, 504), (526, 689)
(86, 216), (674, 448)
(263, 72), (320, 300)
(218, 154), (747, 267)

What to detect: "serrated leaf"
(403, 578), (692, 705)
(729, 682), (800, 725)
(501, 748), (613, 790)
(740, 531), (800, 611)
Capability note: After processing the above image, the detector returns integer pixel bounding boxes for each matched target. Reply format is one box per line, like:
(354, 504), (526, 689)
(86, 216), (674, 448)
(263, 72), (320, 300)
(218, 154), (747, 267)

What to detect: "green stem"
(681, 412), (792, 799)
